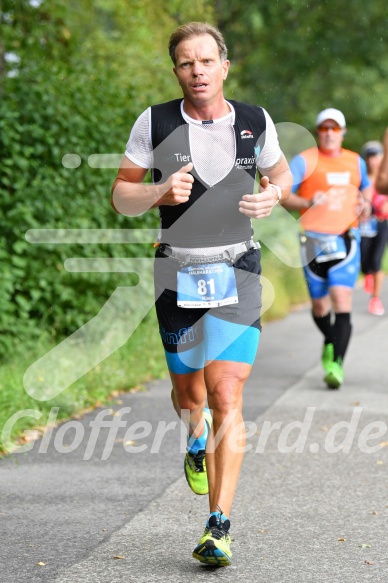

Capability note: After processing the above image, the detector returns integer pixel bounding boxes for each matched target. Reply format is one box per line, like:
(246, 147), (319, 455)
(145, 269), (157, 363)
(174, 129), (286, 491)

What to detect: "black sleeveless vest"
(151, 99), (267, 247)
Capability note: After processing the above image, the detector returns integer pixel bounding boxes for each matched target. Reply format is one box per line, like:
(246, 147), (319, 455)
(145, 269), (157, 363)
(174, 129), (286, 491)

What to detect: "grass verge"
(0, 309), (166, 454)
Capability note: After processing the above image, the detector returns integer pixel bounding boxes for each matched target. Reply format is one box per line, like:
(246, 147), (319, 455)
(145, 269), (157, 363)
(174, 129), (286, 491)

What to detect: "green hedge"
(0, 56), (160, 358)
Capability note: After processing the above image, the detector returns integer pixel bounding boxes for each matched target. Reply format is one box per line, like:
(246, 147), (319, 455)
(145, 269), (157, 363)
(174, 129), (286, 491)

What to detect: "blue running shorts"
(300, 228), (361, 300)
(154, 247), (262, 374)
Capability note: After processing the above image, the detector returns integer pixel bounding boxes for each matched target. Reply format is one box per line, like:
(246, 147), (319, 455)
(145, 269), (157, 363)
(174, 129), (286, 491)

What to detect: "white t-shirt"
(125, 100), (281, 188)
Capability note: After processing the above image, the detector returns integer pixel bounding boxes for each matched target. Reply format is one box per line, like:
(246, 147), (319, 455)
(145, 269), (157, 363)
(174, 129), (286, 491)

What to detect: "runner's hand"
(239, 175), (279, 218)
(161, 163), (194, 206)
(357, 191), (371, 219)
(311, 190), (328, 206)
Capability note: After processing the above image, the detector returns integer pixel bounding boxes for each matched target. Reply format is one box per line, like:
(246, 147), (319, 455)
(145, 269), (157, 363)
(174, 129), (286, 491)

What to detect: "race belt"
(159, 239), (260, 267)
(300, 231), (349, 263)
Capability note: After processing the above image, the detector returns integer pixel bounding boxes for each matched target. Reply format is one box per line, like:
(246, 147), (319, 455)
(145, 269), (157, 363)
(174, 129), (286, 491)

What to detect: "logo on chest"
(241, 130), (254, 139)
(162, 153), (191, 163)
(326, 172), (351, 186)
(234, 130), (257, 169)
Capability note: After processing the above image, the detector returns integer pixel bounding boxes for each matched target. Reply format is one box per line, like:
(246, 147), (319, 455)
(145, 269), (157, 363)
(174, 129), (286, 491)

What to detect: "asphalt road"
(1, 285), (387, 583)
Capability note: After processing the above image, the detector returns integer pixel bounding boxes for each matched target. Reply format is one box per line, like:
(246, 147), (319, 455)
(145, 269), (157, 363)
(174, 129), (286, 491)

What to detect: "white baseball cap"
(315, 108), (346, 128)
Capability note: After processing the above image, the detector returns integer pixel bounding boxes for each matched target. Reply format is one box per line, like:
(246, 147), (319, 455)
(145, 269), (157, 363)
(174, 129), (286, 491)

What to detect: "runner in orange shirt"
(283, 109), (371, 389)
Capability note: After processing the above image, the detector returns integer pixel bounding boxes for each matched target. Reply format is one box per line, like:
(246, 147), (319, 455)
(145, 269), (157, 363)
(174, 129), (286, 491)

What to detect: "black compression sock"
(332, 312), (352, 361)
(312, 311), (333, 344)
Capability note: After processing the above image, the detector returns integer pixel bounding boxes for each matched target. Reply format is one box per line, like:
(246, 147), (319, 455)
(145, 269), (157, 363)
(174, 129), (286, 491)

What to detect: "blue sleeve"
(358, 156), (371, 190)
(289, 155), (307, 193)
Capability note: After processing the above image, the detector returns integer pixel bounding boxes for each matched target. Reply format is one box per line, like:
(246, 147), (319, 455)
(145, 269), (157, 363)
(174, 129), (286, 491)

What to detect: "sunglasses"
(317, 126), (342, 133)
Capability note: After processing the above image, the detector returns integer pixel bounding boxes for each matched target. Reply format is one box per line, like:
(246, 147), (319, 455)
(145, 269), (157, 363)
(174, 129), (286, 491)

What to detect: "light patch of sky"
(4, 52), (21, 78)
(4, 52), (21, 64)
(2, 12), (13, 23)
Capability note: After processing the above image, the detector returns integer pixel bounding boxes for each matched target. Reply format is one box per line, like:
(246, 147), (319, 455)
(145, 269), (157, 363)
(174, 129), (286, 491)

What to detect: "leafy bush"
(0, 2), (160, 359)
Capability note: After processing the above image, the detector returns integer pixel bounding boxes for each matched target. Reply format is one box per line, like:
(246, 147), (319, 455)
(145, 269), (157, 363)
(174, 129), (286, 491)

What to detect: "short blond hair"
(168, 22), (228, 65)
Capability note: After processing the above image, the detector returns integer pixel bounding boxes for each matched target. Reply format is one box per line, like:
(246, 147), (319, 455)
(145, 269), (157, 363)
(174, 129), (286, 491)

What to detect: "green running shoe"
(184, 449), (207, 495)
(184, 408), (212, 495)
(324, 359), (343, 389)
(321, 342), (334, 373)
(193, 512), (232, 567)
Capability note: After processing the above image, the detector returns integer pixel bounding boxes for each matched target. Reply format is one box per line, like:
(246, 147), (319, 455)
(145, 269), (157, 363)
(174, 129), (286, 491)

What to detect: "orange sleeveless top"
(297, 148), (362, 234)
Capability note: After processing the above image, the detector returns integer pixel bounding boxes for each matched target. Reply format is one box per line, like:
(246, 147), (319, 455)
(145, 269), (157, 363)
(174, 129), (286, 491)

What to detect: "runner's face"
(367, 153), (383, 173)
(317, 120), (344, 154)
(173, 34), (229, 106)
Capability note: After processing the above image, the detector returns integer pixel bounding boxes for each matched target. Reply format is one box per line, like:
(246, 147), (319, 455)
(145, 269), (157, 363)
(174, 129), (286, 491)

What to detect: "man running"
(111, 22), (291, 566)
(283, 108), (370, 389)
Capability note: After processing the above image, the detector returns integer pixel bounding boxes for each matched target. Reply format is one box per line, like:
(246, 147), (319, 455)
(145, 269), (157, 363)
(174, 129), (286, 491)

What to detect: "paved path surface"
(1, 286), (387, 582)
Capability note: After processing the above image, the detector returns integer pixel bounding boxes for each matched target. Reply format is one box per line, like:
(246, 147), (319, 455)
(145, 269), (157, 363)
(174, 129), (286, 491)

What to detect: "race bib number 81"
(177, 262), (238, 308)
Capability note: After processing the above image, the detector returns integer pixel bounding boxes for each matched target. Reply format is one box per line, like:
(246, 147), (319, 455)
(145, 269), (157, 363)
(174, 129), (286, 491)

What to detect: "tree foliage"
(216, 0), (388, 148)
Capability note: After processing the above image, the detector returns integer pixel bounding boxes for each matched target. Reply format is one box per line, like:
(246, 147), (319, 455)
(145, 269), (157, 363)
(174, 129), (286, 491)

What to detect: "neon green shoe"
(184, 408), (212, 495)
(324, 359), (343, 389)
(184, 449), (208, 495)
(321, 342), (334, 373)
(193, 513), (232, 567)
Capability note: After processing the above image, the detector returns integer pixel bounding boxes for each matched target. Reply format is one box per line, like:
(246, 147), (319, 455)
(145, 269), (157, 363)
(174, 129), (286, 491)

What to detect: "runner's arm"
(111, 158), (194, 216)
(376, 128), (388, 194)
(357, 185), (373, 219)
(259, 153), (292, 205)
(281, 154), (311, 210)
